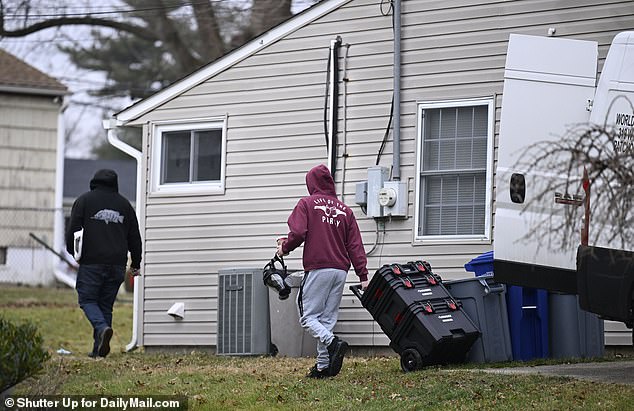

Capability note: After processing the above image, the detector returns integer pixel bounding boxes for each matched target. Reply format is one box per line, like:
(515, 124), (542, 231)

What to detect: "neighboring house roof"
(63, 158), (137, 203)
(115, 0), (349, 123)
(0, 48), (68, 96)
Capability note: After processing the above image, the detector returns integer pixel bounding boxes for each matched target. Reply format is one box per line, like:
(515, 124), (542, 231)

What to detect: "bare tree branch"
(517, 112), (634, 252)
(0, 15), (157, 41)
(191, 0), (224, 62)
(150, 0), (202, 71)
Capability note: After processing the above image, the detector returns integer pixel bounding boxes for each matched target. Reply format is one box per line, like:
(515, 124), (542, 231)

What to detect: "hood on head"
(90, 169), (119, 192)
(306, 164), (336, 196)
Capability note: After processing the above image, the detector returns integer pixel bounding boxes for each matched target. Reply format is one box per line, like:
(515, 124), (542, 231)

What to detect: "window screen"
(419, 104), (488, 236)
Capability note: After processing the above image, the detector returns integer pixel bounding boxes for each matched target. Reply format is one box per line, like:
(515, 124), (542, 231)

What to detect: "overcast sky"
(0, 0), (316, 158)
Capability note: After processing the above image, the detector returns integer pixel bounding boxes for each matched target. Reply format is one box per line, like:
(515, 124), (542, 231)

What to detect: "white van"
(493, 32), (634, 331)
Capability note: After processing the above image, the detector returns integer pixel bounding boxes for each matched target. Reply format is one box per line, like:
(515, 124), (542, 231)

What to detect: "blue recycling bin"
(464, 250), (494, 277)
(506, 285), (549, 361)
(465, 251), (549, 361)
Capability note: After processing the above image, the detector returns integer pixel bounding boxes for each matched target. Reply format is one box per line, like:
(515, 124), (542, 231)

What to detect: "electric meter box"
(383, 181), (408, 217)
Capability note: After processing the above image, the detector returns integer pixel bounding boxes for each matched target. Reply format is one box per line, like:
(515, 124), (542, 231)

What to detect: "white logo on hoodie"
(91, 209), (124, 224)
(313, 198), (346, 227)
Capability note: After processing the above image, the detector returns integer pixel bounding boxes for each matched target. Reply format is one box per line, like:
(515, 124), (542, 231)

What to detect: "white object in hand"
(73, 229), (84, 262)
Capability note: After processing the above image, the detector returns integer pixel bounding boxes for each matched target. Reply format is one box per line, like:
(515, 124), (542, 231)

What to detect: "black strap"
(298, 271), (308, 317)
(273, 254), (287, 274)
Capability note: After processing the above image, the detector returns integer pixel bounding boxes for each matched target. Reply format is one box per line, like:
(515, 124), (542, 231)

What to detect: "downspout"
(328, 36), (342, 176)
(392, 0), (402, 180)
(102, 118), (143, 352)
(53, 96), (76, 288)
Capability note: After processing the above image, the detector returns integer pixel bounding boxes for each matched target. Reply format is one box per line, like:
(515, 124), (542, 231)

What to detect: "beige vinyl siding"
(131, 0), (634, 347)
(0, 94), (58, 244)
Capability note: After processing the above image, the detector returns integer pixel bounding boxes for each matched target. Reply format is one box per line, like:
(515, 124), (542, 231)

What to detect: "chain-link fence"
(0, 207), (68, 286)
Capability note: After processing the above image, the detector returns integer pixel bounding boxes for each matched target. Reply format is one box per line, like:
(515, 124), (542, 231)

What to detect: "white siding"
(0, 94), (58, 210)
(130, 0), (634, 346)
(0, 93), (60, 286)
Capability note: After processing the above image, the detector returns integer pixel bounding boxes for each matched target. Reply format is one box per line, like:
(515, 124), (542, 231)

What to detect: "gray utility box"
(217, 268), (270, 356)
(268, 286), (317, 357)
(548, 293), (604, 359)
(444, 275), (513, 363)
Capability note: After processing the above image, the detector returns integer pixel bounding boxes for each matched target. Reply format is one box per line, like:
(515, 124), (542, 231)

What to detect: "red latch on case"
(423, 302), (434, 313)
(402, 276), (413, 288)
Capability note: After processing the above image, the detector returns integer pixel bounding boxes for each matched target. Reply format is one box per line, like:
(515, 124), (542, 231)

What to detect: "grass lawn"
(2, 284), (634, 410)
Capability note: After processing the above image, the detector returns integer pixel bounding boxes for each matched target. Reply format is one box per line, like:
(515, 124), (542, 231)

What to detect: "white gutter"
(102, 118), (143, 352)
(53, 96), (76, 288)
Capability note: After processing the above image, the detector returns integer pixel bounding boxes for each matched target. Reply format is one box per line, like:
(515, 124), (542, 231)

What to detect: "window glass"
(193, 129), (222, 181)
(161, 130), (190, 184)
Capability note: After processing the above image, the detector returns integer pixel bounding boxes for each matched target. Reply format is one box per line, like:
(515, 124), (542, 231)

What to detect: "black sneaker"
(306, 365), (330, 379)
(327, 336), (349, 377)
(87, 351), (98, 359)
(97, 327), (113, 357)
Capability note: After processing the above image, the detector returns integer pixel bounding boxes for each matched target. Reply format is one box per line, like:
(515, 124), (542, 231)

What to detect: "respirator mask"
(263, 254), (291, 300)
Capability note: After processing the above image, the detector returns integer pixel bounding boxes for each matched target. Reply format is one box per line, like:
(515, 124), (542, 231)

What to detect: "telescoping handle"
(349, 284), (363, 301)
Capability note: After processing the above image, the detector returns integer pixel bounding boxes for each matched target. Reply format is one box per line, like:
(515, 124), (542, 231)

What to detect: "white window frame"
(150, 117), (227, 195)
(414, 98), (494, 244)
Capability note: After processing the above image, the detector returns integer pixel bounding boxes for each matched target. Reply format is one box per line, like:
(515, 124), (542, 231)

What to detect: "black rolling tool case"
(351, 261), (480, 371)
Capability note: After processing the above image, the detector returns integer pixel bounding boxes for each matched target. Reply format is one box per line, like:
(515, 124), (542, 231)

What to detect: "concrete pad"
(480, 360), (634, 385)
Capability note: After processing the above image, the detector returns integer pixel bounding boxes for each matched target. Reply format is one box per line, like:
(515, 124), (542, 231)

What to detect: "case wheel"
(400, 348), (422, 372)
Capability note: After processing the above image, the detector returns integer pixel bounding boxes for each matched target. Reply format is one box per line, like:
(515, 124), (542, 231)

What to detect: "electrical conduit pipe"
(392, 0), (401, 181)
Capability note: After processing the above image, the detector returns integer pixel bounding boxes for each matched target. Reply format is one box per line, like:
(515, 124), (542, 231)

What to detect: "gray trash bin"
(268, 272), (317, 357)
(548, 293), (604, 359)
(444, 275), (513, 363)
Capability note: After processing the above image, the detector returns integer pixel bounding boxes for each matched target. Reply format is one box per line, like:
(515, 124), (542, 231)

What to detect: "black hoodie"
(65, 169), (142, 268)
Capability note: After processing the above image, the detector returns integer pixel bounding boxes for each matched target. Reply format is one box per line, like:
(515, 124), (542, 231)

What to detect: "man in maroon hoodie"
(277, 164), (369, 378)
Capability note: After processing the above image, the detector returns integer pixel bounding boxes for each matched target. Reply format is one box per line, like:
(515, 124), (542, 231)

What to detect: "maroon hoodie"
(282, 164), (368, 282)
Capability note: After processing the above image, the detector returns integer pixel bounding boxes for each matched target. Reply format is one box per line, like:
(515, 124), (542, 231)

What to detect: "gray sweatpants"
(298, 268), (347, 370)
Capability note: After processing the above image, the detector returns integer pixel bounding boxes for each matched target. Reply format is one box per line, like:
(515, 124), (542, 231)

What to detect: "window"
(415, 99), (493, 242)
(152, 119), (226, 194)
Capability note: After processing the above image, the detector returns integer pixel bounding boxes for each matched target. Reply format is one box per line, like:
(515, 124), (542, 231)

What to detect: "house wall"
(0, 93), (61, 285)
(131, 0), (634, 347)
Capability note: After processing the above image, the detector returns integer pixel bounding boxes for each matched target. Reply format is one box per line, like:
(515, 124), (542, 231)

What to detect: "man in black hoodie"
(66, 169), (142, 358)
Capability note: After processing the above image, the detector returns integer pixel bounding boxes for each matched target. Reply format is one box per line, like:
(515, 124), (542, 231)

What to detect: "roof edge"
(0, 84), (68, 97)
(114, 0), (350, 124)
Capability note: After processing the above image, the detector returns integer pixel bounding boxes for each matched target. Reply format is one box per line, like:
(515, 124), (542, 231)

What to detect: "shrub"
(0, 315), (50, 393)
